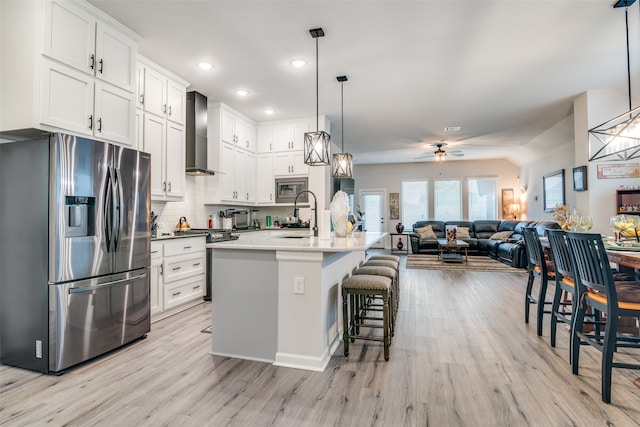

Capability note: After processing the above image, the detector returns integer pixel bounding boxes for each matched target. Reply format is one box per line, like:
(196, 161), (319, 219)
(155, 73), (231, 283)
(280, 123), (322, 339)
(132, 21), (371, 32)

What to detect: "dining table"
(539, 235), (640, 271)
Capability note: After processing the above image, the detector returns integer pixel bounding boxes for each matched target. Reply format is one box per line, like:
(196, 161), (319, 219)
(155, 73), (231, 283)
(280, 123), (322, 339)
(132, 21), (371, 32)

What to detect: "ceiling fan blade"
(449, 153), (464, 157)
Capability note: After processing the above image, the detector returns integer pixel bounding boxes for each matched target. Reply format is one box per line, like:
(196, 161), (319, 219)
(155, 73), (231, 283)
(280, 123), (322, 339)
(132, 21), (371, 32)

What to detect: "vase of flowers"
(550, 204), (571, 230)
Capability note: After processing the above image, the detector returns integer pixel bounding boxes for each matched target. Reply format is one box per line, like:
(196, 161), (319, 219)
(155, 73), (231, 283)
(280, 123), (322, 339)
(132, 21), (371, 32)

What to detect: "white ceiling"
(89, 0), (640, 166)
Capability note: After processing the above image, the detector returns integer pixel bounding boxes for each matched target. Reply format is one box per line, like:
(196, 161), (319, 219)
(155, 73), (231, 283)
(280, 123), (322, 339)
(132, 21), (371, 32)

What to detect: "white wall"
(520, 89), (640, 236)
(353, 158), (521, 235)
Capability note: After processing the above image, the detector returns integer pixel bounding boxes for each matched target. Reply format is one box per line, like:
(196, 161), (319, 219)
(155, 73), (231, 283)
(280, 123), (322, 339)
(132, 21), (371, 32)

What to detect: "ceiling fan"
(415, 143), (464, 162)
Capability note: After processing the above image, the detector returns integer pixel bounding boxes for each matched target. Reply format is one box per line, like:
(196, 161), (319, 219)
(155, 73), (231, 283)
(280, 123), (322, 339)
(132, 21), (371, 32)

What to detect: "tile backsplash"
(151, 176), (311, 232)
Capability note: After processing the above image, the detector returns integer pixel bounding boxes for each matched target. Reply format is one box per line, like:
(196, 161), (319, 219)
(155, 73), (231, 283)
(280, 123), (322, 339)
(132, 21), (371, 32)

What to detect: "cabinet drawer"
(163, 254), (205, 283)
(164, 275), (205, 310)
(163, 237), (205, 257)
(150, 242), (162, 260)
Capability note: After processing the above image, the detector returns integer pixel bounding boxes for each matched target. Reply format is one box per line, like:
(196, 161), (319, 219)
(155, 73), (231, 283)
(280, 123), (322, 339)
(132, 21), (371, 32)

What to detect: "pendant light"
(304, 28), (331, 166)
(332, 75), (353, 177)
(588, 0), (640, 161)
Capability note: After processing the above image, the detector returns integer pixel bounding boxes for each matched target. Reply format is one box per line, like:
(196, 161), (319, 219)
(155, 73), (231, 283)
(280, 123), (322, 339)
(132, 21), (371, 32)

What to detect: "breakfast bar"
(207, 230), (386, 372)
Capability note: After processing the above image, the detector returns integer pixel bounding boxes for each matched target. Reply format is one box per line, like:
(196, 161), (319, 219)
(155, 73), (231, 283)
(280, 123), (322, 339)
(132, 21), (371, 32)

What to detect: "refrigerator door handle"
(103, 167), (113, 252)
(68, 273), (147, 294)
(113, 167), (124, 251)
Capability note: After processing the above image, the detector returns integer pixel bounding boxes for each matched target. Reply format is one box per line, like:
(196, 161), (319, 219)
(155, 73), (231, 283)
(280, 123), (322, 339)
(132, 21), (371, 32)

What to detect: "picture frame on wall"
(501, 188), (514, 219)
(543, 169), (565, 212)
(389, 192), (399, 220)
(573, 166), (587, 191)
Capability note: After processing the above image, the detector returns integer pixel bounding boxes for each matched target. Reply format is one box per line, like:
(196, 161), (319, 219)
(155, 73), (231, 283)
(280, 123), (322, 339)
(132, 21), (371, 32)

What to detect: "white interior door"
(360, 189), (386, 248)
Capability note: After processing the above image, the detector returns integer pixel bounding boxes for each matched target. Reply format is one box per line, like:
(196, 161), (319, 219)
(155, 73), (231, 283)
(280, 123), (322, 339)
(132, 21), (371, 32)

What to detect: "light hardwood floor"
(1, 256), (639, 426)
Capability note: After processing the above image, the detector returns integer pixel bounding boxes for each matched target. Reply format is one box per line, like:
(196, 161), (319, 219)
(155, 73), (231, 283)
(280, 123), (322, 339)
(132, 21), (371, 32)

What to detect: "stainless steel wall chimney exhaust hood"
(185, 91), (215, 176)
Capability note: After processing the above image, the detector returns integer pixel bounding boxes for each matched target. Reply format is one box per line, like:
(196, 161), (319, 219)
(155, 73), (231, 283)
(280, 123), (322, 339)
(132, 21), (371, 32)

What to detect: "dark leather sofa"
(408, 220), (560, 268)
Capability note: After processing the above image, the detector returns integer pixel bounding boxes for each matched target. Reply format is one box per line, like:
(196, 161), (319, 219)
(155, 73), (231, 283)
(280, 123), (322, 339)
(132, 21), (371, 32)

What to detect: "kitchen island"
(206, 230), (386, 371)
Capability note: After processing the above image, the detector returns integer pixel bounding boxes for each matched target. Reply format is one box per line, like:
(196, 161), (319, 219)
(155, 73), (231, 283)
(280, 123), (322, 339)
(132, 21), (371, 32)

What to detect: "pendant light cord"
(341, 81), (344, 152)
(316, 37), (319, 132)
(625, 6), (632, 112)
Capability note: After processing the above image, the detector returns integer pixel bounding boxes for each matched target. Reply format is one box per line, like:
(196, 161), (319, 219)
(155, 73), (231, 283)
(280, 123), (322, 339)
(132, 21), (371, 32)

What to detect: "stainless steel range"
(173, 228), (240, 243)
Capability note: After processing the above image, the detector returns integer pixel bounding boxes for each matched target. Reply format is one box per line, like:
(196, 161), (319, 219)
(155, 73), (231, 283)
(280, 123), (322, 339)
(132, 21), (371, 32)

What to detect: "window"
(434, 180), (462, 220)
(468, 178), (498, 220)
(401, 181), (428, 228)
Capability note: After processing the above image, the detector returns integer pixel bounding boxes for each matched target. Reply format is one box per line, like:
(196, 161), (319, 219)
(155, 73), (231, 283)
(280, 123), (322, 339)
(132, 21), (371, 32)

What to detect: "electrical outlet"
(294, 277), (305, 294)
(35, 340), (42, 358)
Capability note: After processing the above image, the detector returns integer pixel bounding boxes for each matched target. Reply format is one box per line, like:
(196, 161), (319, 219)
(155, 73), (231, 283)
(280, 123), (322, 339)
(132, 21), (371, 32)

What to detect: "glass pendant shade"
(589, 106), (640, 161)
(332, 152), (353, 177)
(304, 131), (331, 165)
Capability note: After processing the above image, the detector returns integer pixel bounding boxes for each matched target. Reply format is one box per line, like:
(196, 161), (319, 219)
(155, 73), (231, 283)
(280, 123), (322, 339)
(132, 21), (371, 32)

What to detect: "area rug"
(201, 325), (212, 334)
(406, 255), (522, 272)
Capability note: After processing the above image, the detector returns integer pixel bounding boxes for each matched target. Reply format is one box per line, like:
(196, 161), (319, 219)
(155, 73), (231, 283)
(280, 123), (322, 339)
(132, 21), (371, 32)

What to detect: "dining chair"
(522, 227), (555, 336)
(546, 229), (576, 351)
(565, 232), (640, 403)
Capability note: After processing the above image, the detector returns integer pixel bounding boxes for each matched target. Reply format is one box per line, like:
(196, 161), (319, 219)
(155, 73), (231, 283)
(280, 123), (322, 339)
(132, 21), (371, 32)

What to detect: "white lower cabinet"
(151, 237), (205, 323)
(150, 241), (163, 317)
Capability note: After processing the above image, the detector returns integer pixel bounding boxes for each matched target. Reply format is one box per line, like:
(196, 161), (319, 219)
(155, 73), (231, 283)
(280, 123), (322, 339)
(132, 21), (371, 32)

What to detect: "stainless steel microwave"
(275, 177), (308, 204)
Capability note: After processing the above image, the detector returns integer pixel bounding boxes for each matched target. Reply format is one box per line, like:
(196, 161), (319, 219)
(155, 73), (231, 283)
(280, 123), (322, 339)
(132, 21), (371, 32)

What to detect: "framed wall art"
(573, 165), (587, 191)
(501, 188), (514, 219)
(543, 169), (565, 212)
(389, 192), (399, 220)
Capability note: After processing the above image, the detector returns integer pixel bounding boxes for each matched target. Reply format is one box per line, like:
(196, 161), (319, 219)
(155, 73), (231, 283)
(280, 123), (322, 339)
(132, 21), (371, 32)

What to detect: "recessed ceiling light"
(235, 89), (249, 97)
(198, 62), (212, 70)
(444, 126), (461, 132)
(265, 109), (275, 115)
(291, 59), (306, 68)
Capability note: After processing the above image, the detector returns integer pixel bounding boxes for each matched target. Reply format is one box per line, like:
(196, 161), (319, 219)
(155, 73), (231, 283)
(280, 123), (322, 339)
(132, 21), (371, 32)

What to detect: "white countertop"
(206, 230), (386, 252)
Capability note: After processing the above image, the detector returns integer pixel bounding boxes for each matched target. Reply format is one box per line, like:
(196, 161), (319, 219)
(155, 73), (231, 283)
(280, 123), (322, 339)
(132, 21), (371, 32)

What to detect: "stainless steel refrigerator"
(0, 132), (151, 373)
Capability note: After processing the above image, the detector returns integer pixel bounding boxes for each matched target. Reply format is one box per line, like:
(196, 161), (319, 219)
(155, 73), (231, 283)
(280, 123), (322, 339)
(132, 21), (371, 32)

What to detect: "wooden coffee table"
(437, 239), (469, 264)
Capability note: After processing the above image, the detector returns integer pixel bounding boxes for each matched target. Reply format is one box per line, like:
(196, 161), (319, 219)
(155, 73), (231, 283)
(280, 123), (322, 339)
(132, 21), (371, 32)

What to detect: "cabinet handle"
(172, 291), (182, 297)
(193, 262), (200, 266)
(246, 192), (249, 200)
(168, 182), (172, 192)
(183, 246), (192, 249)
(98, 59), (104, 74)
(246, 141), (249, 148)
(163, 104), (167, 114)
(163, 181), (166, 191)
(168, 105), (172, 116)
(88, 115), (93, 130)
(173, 266), (181, 271)
(193, 285), (201, 290)
(89, 54), (95, 70)
(160, 265), (163, 275)
(97, 117), (102, 132)
(140, 94), (144, 105)
(151, 250), (158, 254)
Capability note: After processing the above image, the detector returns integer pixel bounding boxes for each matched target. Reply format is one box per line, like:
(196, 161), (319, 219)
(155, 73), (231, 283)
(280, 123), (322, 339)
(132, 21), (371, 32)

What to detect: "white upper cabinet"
(93, 79), (136, 145)
(137, 56), (189, 202)
(205, 102), (257, 205)
(42, 0), (95, 72)
(43, 1), (136, 92)
(257, 125), (273, 153)
(273, 121), (309, 152)
(1, 0), (139, 148)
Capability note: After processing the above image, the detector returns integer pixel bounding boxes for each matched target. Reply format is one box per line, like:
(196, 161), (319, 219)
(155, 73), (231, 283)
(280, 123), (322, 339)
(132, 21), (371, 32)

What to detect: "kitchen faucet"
(293, 190), (318, 237)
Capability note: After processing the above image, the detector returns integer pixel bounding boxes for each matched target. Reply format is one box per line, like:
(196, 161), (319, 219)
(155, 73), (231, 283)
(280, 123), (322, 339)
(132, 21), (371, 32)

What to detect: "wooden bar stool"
(364, 259), (400, 312)
(342, 274), (392, 361)
(353, 265), (397, 335)
(368, 255), (401, 263)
